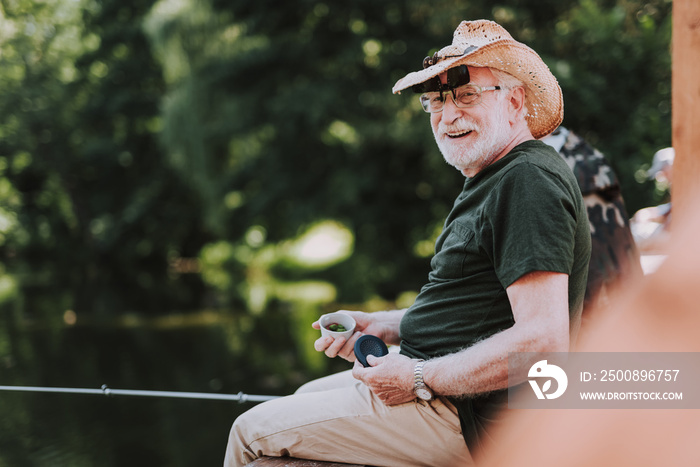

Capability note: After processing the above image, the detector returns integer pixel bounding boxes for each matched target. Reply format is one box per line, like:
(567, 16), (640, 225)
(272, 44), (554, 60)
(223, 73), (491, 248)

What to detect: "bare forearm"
(422, 322), (568, 397)
(371, 309), (407, 345)
(358, 272), (571, 403)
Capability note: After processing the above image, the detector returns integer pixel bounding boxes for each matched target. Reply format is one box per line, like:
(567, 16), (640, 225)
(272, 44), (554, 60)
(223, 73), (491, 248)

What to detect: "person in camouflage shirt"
(542, 126), (642, 322)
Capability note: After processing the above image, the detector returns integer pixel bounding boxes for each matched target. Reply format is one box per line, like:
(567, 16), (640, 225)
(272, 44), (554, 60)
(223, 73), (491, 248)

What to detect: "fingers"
(352, 365), (415, 406)
(314, 331), (362, 362)
(351, 359), (365, 381)
(313, 336), (334, 353)
(352, 353), (384, 380)
(366, 354), (379, 366)
(324, 335), (347, 359)
(377, 390), (416, 406)
(342, 331), (361, 361)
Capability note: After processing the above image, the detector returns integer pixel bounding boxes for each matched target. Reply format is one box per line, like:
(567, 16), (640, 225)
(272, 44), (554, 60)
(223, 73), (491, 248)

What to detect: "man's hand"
(352, 353), (416, 405)
(312, 310), (368, 362)
(312, 310), (405, 362)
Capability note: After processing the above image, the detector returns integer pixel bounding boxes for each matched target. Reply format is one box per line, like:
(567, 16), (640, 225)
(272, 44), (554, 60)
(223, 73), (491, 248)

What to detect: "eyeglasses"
(419, 83), (501, 113)
(410, 65), (501, 113)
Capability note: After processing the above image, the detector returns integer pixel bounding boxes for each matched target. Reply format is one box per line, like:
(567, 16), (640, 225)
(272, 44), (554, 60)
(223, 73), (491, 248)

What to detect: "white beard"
(434, 101), (512, 174)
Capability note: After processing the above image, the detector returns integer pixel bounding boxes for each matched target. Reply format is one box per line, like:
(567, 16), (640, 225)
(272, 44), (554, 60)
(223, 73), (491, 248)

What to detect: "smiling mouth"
(446, 130), (472, 139)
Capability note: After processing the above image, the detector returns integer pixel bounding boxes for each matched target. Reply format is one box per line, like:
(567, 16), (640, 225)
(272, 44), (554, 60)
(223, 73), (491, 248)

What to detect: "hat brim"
(393, 39), (563, 139)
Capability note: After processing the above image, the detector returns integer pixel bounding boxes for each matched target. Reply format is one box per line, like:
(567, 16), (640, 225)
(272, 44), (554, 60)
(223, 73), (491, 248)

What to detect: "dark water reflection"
(0, 303), (351, 466)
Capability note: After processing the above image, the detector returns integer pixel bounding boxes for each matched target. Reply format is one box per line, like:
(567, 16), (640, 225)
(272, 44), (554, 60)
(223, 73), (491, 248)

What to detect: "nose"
(441, 92), (464, 123)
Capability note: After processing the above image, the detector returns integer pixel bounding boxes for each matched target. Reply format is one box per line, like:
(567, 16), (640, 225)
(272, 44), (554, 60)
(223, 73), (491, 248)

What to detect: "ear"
(506, 86), (527, 123)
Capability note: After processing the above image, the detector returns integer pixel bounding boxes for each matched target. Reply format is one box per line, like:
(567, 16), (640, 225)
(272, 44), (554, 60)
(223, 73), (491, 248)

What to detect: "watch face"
(416, 388), (433, 401)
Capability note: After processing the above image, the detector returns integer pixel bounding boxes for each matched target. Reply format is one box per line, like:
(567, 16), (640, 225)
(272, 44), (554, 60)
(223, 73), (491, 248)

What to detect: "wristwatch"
(413, 360), (434, 401)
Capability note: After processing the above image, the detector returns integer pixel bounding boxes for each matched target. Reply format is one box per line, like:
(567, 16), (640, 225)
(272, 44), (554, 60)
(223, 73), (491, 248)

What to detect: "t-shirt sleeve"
(486, 161), (579, 288)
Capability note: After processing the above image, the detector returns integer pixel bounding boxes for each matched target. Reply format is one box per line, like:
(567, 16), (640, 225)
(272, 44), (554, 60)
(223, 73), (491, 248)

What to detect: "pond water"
(0, 303), (351, 466)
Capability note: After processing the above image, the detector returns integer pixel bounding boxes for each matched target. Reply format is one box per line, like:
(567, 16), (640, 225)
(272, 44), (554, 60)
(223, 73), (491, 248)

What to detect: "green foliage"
(533, 0), (672, 211)
(0, 1), (675, 463)
(0, 0), (209, 314)
(198, 221), (351, 313)
(149, 0), (671, 304)
(0, 0), (673, 314)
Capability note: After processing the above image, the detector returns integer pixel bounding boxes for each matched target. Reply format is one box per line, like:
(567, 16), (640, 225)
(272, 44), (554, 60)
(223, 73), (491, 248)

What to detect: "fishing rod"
(0, 384), (281, 403)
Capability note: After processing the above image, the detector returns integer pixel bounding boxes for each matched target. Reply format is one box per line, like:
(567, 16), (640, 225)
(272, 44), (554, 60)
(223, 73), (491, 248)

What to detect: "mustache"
(439, 118), (479, 134)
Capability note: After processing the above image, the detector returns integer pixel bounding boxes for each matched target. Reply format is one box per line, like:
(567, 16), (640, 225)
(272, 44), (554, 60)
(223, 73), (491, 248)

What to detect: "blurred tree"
(0, 0), (672, 314)
(148, 0), (671, 305)
(0, 0), (209, 315)
(0, 2), (676, 464)
(526, 0), (672, 212)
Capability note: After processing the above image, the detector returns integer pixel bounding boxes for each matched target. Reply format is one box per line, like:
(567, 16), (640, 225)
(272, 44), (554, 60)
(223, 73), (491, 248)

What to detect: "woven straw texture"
(393, 20), (563, 139)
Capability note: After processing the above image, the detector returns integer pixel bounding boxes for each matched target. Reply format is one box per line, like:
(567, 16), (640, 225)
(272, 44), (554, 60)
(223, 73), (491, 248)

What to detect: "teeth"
(447, 130), (471, 138)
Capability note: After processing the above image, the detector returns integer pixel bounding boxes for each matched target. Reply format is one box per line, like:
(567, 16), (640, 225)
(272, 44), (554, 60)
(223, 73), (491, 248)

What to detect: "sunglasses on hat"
(410, 65), (471, 94)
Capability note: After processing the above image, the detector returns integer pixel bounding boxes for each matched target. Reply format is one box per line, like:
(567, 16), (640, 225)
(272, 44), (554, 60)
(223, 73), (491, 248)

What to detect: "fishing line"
(0, 384), (280, 403)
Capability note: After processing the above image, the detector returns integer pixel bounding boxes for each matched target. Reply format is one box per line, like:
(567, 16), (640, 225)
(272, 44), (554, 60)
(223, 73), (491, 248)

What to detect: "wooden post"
(671, 0), (700, 218)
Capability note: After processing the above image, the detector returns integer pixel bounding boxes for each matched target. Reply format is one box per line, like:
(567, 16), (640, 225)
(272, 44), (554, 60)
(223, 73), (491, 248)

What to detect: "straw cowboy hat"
(393, 20), (563, 139)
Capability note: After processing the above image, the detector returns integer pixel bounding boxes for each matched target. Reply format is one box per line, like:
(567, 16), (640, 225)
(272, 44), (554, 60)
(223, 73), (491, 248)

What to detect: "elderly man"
(224, 20), (590, 467)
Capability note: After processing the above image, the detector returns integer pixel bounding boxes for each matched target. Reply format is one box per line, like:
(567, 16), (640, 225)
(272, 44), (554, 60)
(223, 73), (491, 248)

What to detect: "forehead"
(438, 66), (495, 84)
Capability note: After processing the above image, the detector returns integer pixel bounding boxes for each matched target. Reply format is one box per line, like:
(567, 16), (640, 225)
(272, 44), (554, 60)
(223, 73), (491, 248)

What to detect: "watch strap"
(414, 360), (433, 400)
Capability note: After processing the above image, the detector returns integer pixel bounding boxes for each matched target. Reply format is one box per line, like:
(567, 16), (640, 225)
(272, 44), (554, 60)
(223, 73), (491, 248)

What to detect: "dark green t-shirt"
(399, 140), (591, 451)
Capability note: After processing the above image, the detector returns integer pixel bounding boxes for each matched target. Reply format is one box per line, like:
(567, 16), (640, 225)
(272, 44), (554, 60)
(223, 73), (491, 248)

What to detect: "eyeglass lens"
(420, 85), (481, 112)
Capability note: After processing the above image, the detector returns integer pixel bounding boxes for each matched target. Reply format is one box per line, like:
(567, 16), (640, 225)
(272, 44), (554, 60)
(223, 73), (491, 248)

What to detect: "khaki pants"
(224, 370), (473, 466)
